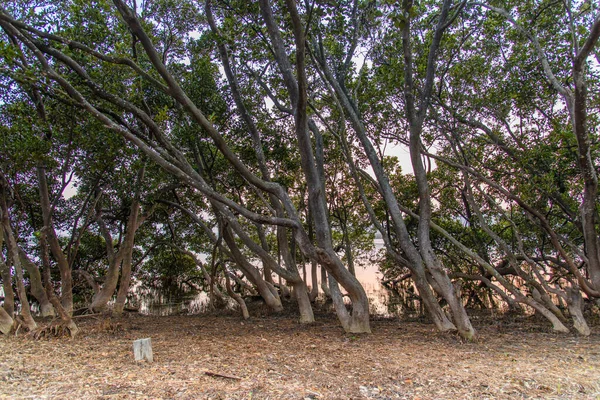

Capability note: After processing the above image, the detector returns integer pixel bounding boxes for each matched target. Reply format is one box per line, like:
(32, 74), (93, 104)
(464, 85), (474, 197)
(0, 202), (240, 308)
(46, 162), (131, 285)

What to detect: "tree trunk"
(532, 287), (567, 323)
(309, 261), (319, 302)
(219, 202), (313, 320)
(89, 258), (121, 312)
(182, 248), (228, 304)
(411, 267), (456, 332)
(256, 224), (275, 285)
(276, 224), (314, 323)
(2, 225), (37, 331)
(112, 246), (134, 316)
(426, 263), (475, 339)
(0, 261), (14, 317)
(566, 286), (590, 336)
(316, 247), (370, 333)
(314, 42), (465, 335)
(320, 267), (331, 298)
(39, 231), (79, 336)
(91, 197), (142, 312)
(531, 300), (570, 333)
(225, 270), (249, 319)
(0, 186), (37, 331)
(12, 258), (37, 331)
(0, 230), (14, 317)
(207, 0), (311, 322)
(342, 226), (356, 277)
(571, 48), (600, 290)
(37, 166), (73, 314)
(328, 274), (370, 333)
(113, 200), (141, 316)
(0, 306), (12, 335)
(292, 280), (314, 324)
(409, 111), (475, 340)
(76, 269), (100, 295)
(258, 0), (370, 332)
(18, 247), (54, 317)
(89, 213), (125, 312)
(223, 227), (283, 312)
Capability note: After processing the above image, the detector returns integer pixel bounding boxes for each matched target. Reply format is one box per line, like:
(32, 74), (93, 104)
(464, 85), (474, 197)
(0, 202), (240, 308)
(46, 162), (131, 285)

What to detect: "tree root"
(29, 319), (79, 339)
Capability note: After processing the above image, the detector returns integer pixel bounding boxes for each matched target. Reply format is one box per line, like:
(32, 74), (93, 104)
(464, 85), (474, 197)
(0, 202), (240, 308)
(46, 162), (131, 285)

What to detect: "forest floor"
(1, 308), (599, 400)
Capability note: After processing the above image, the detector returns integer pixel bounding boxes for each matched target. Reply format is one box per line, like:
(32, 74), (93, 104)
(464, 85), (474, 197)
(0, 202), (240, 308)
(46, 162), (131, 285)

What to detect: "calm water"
(138, 241), (402, 316)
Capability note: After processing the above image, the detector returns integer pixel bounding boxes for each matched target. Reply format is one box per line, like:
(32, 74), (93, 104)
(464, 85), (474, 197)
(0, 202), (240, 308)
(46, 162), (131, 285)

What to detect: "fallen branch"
(72, 313), (103, 319)
(204, 371), (242, 380)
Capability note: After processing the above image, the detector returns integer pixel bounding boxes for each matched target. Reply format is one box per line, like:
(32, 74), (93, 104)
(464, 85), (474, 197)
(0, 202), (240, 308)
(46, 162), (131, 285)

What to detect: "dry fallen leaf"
(0, 314), (598, 399)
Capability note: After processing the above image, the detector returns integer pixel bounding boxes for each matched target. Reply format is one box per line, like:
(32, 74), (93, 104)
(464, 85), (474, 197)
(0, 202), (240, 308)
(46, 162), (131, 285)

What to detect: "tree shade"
(0, 0), (599, 338)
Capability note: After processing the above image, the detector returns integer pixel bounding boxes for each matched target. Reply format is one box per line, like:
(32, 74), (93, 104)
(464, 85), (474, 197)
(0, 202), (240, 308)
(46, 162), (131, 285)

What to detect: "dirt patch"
(1, 313), (599, 399)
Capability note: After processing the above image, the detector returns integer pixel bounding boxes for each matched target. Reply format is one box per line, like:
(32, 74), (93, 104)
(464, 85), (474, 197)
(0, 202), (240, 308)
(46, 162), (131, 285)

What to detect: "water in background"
(135, 239), (403, 317)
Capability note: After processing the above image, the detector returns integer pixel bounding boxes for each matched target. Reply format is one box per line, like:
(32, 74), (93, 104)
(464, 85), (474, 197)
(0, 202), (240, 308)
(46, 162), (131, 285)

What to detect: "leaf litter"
(1, 312), (599, 399)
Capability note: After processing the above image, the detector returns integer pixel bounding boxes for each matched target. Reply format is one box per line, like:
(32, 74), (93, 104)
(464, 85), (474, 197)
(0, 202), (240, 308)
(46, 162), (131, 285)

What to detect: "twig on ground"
(72, 313), (103, 319)
(204, 371), (242, 380)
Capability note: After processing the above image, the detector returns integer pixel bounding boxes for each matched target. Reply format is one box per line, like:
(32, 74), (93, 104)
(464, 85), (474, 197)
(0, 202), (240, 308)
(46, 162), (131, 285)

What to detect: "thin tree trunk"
(256, 224), (274, 284)
(179, 246), (228, 304)
(0, 260), (14, 317)
(532, 288), (567, 323)
(75, 269), (100, 294)
(18, 247), (54, 317)
(223, 226), (283, 312)
(257, 0), (370, 332)
(292, 280), (314, 323)
(566, 286), (590, 336)
(0, 229), (14, 318)
(570, 18), (600, 289)
(40, 229), (79, 336)
(313, 35), (458, 335)
(112, 242), (134, 316)
(89, 254), (122, 312)
(403, 1), (476, 337)
(461, 177), (570, 333)
(411, 266), (456, 331)
(531, 300), (570, 332)
(302, 259), (307, 285)
(1, 183), (36, 329)
(113, 201), (141, 316)
(328, 273), (370, 333)
(1, 208), (37, 331)
(309, 260), (319, 302)
(320, 267), (331, 298)
(276, 224), (314, 323)
(218, 201), (314, 322)
(37, 165), (73, 314)
(225, 269), (249, 319)
(343, 227), (356, 277)
(91, 191), (144, 312)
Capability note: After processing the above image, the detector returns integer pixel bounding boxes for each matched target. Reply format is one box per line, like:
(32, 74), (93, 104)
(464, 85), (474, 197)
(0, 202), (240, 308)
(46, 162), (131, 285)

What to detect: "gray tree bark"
(0, 306), (12, 335)
(1, 195), (37, 331)
(0, 229), (15, 318)
(223, 226), (284, 312)
(258, 0), (370, 331)
(18, 247), (54, 317)
(224, 269), (249, 319)
(477, 3), (600, 295)
(206, 0), (314, 324)
(37, 165), (73, 314)
(566, 286), (590, 336)
(92, 165), (149, 314)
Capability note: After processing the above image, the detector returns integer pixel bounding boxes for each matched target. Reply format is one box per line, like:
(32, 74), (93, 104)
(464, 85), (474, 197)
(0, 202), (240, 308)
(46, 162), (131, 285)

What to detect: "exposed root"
(29, 319), (79, 339)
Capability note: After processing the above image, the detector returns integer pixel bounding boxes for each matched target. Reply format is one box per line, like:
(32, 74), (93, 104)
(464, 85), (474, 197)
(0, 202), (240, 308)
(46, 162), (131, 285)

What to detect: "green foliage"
(1, 0), (599, 317)
(139, 247), (203, 295)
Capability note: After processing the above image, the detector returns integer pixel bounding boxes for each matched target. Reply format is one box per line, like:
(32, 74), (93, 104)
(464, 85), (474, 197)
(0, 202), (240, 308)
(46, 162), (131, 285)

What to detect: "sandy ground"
(1, 311), (599, 399)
